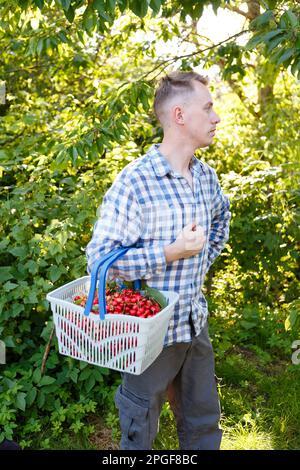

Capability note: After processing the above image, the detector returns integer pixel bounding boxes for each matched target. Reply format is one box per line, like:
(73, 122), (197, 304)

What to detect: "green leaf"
(79, 361), (89, 370)
(282, 10), (298, 28)
(250, 11), (274, 30)
(36, 38), (44, 55)
(57, 30), (68, 43)
(130, 0), (150, 18)
(26, 387), (37, 407)
(98, 367), (110, 375)
(150, 0), (161, 15)
(16, 392), (26, 411)
(285, 309), (299, 331)
(266, 35), (284, 54)
(48, 265), (65, 282)
(39, 375), (56, 386)
(34, 0), (44, 9)
(265, 0), (277, 8)
(212, 0), (222, 15)
(69, 369), (79, 383)
(279, 11), (295, 29)
(189, 2), (203, 20)
(12, 303), (25, 317)
(37, 391), (45, 408)
(85, 374), (96, 393)
(79, 367), (93, 381)
(60, 0), (71, 10)
(0, 267), (13, 283)
(4, 336), (15, 347)
(106, 0), (117, 12)
(3, 378), (16, 389)
(83, 8), (97, 32)
(93, 0), (105, 13)
(118, 0), (127, 13)
(0, 150), (8, 161)
(25, 260), (39, 275)
(8, 246), (28, 258)
(139, 89), (149, 110)
(273, 47), (295, 66)
(25, 290), (38, 304)
(32, 368), (42, 384)
(261, 29), (284, 42)
(92, 368), (104, 382)
(64, 5), (75, 23)
(291, 59), (300, 76)
(0, 239), (9, 253)
(223, 65), (246, 79)
(140, 281), (168, 309)
(3, 281), (18, 292)
(240, 320), (257, 330)
(245, 33), (264, 51)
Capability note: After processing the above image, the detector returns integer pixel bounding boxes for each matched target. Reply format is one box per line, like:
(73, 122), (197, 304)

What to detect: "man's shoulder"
(115, 150), (153, 183)
(104, 149), (153, 202)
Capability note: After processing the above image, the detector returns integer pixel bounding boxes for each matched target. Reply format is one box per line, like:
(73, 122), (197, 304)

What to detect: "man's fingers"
(194, 225), (205, 236)
(184, 221), (196, 231)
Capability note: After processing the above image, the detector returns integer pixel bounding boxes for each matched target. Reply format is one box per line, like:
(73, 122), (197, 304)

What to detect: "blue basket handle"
(84, 246), (141, 319)
(84, 247), (121, 317)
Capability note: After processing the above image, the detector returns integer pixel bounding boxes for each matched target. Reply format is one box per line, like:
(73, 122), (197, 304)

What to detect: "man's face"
(174, 81), (221, 148)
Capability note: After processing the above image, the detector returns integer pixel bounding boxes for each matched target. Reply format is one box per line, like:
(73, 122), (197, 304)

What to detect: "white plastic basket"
(46, 247), (179, 375)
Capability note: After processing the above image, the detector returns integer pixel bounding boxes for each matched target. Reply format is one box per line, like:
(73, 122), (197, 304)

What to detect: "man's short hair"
(154, 70), (209, 126)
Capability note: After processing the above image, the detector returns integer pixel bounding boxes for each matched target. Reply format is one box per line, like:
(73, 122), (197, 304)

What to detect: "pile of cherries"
(72, 286), (161, 319)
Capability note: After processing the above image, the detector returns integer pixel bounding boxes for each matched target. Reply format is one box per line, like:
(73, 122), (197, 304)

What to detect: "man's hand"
(164, 221), (206, 263)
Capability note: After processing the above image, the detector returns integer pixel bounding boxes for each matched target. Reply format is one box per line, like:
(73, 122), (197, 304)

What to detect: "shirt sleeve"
(206, 168), (231, 271)
(86, 174), (167, 281)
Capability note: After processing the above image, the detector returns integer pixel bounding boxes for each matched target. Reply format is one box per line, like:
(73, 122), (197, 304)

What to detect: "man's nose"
(213, 112), (221, 124)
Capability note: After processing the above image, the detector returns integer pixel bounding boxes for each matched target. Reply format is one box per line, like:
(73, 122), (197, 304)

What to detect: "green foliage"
(246, 6), (300, 79)
(285, 300), (300, 332)
(0, 320), (118, 446)
(8, 0), (300, 79)
(0, 0), (299, 449)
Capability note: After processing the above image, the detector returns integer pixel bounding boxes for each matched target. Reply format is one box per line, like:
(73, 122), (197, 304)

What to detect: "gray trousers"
(114, 320), (222, 450)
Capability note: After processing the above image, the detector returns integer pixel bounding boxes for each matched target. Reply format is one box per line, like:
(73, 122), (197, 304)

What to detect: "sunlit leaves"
(249, 10), (275, 31)
(149, 0), (162, 16)
(246, 8), (300, 78)
(33, 0), (45, 8)
(129, 0), (150, 19)
(285, 301), (300, 331)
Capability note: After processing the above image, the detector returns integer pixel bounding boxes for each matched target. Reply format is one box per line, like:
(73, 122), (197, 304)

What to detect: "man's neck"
(158, 140), (195, 176)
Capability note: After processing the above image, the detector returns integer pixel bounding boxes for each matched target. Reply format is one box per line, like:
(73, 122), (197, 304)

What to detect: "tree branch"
(224, 4), (251, 19)
(41, 325), (55, 375)
(141, 29), (250, 82)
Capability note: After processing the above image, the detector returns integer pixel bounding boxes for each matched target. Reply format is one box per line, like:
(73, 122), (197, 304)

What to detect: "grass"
(152, 348), (300, 450)
(28, 347), (300, 450)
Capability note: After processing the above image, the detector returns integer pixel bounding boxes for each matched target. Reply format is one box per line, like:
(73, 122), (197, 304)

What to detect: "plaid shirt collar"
(150, 143), (205, 178)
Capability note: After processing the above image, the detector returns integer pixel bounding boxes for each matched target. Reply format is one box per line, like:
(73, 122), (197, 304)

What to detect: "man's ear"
(174, 105), (184, 125)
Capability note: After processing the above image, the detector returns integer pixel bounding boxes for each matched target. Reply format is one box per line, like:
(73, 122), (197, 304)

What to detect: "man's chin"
(206, 135), (216, 146)
(196, 138), (214, 149)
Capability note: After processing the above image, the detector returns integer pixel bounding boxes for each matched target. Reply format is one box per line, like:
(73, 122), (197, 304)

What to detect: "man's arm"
(86, 174), (167, 281)
(206, 168), (231, 271)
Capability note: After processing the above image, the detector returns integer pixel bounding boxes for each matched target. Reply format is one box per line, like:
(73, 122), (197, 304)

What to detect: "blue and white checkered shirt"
(86, 143), (231, 347)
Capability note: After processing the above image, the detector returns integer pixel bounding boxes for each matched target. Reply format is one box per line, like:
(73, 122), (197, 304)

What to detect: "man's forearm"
(102, 244), (167, 281)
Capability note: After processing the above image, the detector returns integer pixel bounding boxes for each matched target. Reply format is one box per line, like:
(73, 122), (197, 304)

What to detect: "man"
(86, 70), (231, 450)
